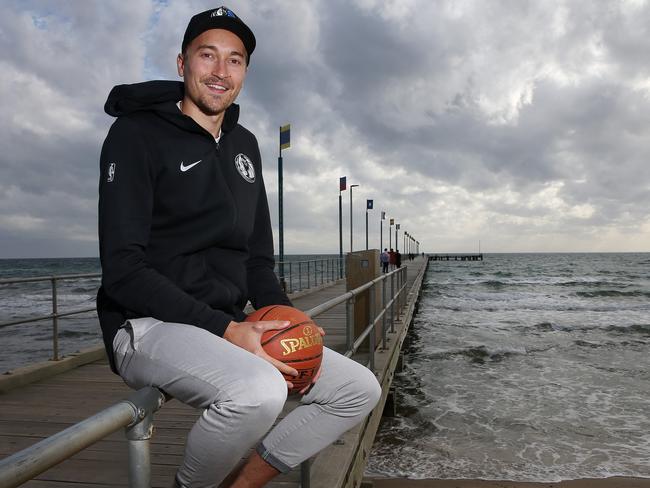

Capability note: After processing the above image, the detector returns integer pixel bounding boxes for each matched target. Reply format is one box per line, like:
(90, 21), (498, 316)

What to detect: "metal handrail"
(0, 272), (101, 285)
(0, 258), (346, 363)
(306, 267), (407, 359)
(277, 257), (346, 293)
(298, 265), (409, 487)
(0, 386), (166, 488)
(0, 263), (417, 488)
(0, 273), (101, 360)
(1, 307), (96, 329)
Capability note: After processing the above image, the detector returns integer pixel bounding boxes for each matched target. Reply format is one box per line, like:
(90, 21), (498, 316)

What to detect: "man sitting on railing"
(96, 6), (380, 487)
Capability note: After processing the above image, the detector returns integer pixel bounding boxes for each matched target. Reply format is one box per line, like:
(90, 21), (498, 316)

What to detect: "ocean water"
(0, 254), (341, 372)
(0, 257), (102, 373)
(367, 253), (650, 482)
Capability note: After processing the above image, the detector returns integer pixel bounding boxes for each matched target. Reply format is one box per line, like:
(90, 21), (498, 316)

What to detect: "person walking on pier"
(96, 6), (380, 487)
(380, 248), (390, 273)
(389, 248), (396, 270)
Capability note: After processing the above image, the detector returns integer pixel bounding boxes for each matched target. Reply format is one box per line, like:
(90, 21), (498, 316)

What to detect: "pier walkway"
(0, 257), (428, 488)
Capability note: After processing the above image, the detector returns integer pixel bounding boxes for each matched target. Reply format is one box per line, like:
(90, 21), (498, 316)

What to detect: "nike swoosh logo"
(180, 160), (202, 172)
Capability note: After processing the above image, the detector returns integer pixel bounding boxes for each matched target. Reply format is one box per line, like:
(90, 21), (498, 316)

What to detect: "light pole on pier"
(349, 184), (359, 252)
(278, 124), (290, 291)
(380, 211), (385, 251)
(365, 199), (373, 250)
(339, 176), (346, 278)
(395, 223), (400, 254)
(389, 218), (394, 250)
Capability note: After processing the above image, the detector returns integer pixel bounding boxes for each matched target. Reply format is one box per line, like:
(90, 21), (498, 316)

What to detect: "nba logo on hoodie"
(107, 163), (116, 182)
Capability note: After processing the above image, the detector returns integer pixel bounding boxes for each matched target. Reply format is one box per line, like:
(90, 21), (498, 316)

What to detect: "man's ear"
(177, 53), (184, 77)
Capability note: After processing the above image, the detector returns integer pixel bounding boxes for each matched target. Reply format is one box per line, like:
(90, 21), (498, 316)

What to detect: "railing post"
(402, 267), (408, 310)
(124, 387), (165, 488)
(381, 277), (387, 349)
(50, 277), (59, 361)
(307, 261), (311, 289)
(346, 296), (354, 352)
(390, 273), (395, 334)
(288, 262), (293, 293)
(401, 268), (405, 311)
(298, 262), (302, 291)
(396, 269), (401, 315)
(125, 410), (153, 488)
(368, 283), (376, 373)
(300, 459), (311, 488)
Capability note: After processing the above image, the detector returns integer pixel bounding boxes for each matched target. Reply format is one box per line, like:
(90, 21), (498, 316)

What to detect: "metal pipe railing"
(275, 257), (345, 294)
(0, 258), (346, 363)
(298, 265), (410, 487)
(0, 386), (165, 488)
(0, 273), (101, 362)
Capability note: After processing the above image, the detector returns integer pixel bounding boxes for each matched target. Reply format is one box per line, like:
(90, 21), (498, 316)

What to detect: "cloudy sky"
(1, 0), (649, 258)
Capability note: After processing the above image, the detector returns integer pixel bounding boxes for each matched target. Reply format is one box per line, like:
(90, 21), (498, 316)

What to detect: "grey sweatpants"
(113, 318), (381, 487)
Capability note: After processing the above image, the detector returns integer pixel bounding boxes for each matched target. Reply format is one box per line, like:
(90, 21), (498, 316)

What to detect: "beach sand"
(363, 477), (650, 488)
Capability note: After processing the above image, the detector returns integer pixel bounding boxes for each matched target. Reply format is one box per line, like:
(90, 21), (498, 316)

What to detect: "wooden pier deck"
(0, 257), (428, 488)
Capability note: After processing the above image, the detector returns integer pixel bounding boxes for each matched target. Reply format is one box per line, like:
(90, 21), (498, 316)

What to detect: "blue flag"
(367, 199), (373, 209)
(339, 176), (346, 191)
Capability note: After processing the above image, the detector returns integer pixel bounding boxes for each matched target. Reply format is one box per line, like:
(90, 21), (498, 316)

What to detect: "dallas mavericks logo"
(234, 154), (255, 183)
(211, 7), (237, 18)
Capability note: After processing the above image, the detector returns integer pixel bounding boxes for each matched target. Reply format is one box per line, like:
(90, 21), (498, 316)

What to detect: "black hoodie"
(97, 81), (290, 373)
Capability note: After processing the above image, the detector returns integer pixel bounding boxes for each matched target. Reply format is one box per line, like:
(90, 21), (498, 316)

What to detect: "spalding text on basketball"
(280, 325), (323, 356)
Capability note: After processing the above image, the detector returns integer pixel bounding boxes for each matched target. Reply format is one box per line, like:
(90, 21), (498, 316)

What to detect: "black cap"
(182, 6), (256, 64)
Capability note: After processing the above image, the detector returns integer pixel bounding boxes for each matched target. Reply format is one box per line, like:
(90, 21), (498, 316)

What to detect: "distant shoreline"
(1, 251), (650, 260)
(364, 476), (650, 487)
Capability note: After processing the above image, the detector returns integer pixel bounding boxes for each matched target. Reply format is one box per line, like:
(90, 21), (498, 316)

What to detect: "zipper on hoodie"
(212, 131), (239, 233)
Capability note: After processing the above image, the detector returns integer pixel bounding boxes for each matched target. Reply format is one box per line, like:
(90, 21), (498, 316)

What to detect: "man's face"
(177, 29), (247, 116)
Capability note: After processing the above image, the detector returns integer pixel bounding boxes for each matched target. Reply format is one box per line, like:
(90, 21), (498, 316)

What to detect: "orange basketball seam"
(260, 319), (315, 346)
(281, 353), (323, 364)
(256, 305), (281, 322)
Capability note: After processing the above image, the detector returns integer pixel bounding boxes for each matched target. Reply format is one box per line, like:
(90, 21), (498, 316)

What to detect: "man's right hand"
(223, 320), (299, 388)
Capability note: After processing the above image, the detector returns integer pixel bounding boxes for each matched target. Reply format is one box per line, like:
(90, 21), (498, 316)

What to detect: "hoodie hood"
(104, 80), (240, 132)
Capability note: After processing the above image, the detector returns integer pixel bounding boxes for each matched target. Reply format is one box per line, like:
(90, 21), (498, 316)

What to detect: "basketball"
(246, 305), (323, 392)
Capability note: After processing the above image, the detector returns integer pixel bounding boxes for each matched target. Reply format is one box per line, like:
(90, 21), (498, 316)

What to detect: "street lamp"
(365, 199), (373, 250)
(349, 184), (359, 252)
(395, 223), (400, 254)
(278, 124), (290, 290)
(380, 211), (386, 251)
(339, 176), (347, 278)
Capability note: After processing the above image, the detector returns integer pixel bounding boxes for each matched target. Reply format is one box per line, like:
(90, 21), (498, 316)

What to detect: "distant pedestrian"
(395, 249), (402, 268)
(389, 248), (396, 270)
(380, 248), (389, 273)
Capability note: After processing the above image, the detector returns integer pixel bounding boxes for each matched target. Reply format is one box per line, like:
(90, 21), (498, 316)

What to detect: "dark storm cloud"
(1, 0), (649, 257)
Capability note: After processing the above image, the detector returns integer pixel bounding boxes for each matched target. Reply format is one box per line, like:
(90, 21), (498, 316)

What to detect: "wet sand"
(363, 477), (650, 488)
